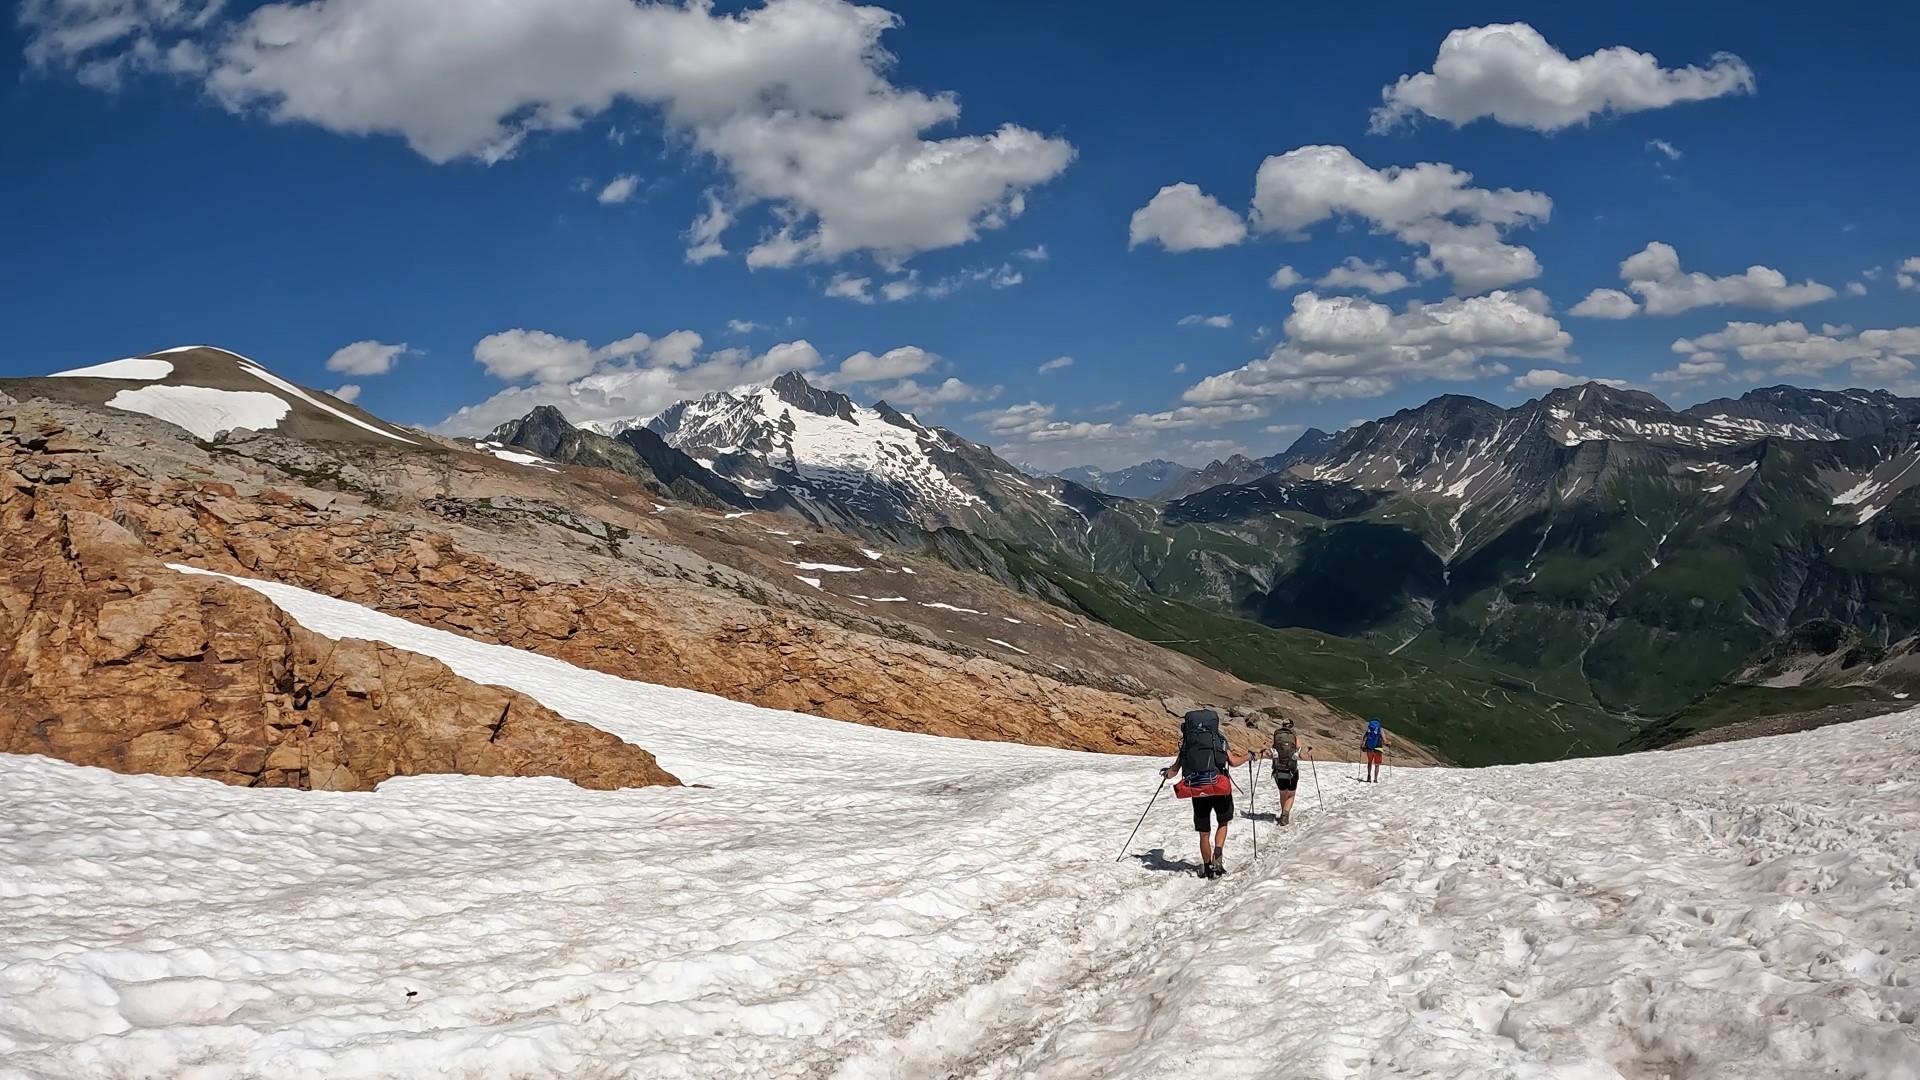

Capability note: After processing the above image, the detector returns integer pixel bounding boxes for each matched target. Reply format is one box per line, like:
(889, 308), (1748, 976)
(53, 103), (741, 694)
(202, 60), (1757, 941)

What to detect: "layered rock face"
(0, 414), (677, 791)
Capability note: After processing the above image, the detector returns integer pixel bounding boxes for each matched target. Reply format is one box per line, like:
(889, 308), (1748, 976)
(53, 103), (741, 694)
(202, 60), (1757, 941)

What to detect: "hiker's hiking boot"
(1279, 809), (1291, 826)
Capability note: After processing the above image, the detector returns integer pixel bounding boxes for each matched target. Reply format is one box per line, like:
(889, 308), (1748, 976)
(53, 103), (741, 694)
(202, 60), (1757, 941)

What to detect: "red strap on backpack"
(1173, 773), (1233, 799)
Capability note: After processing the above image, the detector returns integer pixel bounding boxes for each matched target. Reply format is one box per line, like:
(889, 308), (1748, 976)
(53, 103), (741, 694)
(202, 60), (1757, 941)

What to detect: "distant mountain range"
(1052, 459), (1195, 500)
(52, 348), (1920, 760)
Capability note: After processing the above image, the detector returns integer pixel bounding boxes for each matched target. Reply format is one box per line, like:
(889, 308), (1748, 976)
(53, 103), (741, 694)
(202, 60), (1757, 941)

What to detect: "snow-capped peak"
(645, 371), (982, 521)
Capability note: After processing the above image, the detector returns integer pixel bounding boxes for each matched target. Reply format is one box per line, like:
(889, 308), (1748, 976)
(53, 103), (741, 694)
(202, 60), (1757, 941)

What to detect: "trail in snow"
(0, 569), (1913, 1079)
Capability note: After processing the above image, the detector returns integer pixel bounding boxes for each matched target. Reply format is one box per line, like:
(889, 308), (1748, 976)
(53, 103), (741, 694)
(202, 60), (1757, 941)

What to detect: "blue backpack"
(1363, 718), (1383, 751)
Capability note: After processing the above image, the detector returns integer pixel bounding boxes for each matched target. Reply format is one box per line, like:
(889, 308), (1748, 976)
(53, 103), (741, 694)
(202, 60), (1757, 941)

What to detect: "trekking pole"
(1247, 760), (1257, 859)
(1230, 770), (1256, 860)
(1308, 750), (1324, 811)
(1115, 776), (1168, 862)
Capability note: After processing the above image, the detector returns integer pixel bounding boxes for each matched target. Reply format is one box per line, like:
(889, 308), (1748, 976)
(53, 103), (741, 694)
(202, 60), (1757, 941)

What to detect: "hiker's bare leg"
(1213, 824), (1229, 858)
(1282, 791), (1296, 816)
(1198, 832), (1214, 865)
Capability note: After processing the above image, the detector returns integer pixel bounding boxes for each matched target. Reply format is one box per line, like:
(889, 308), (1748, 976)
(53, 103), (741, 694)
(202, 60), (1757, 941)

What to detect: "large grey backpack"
(1271, 726), (1300, 780)
(1177, 709), (1228, 783)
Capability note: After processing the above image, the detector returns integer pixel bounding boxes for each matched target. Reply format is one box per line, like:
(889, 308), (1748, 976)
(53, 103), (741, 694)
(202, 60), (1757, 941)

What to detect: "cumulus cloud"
(1250, 146), (1550, 294)
(1509, 369), (1630, 392)
(1016, 245), (1048, 261)
(1651, 354), (1728, 384)
(1646, 139), (1683, 161)
(1899, 258), (1920, 291)
(1269, 265), (1303, 290)
(24, 0), (1073, 269)
(1569, 288), (1640, 319)
(871, 376), (997, 407)
(1179, 314), (1234, 329)
(876, 262), (1023, 302)
(597, 174), (639, 205)
(1128, 183), (1248, 252)
(683, 190), (733, 264)
(440, 330), (850, 433)
(1182, 288), (1571, 405)
(325, 339), (409, 376)
(821, 345), (936, 386)
(1846, 282), (1868, 297)
(969, 399), (1269, 470)
(1317, 257), (1410, 295)
(1607, 241), (1835, 315)
(726, 319), (765, 334)
(824, 273), (874, 304)
(1663, 320), (1920, 384)
(1371, 23), (1754, 133)
(331, 383), (363, 403)
(1037, 356), (1074, 374)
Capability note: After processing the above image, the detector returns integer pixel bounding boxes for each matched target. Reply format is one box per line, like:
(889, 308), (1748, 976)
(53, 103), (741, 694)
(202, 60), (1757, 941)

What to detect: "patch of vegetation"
(1627, 683), (1897, 750)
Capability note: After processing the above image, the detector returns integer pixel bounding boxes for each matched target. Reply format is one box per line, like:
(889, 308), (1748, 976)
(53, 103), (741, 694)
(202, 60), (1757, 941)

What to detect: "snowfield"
(102, 385), (292, 441)
(0, 572), (1915, 1079)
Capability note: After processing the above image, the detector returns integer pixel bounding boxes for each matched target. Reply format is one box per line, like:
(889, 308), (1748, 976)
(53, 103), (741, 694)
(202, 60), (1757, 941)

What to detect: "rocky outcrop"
(0, 419), (677, 791)
(0, 400), (1427, 765)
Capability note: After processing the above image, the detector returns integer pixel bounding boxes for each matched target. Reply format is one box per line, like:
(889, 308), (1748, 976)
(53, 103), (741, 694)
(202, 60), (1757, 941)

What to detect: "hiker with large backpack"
(1362, 718), (1388, 783)
(1160, 708), (1256, 879)
(1266, 718), (1309, 824)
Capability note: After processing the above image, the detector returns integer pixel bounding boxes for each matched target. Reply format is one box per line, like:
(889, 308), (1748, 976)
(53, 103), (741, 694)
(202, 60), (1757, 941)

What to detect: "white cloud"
(1016, 244), (1048, 261)
(1612, 241), (1835, 315)
(1249, 146), (1550, 294)
(683, 190), (733, 264)
(1268, 265), (1303, 290)
(1371, 23), (1754, 133)
(440, 331), (834, 433)
(1651, 354), (1728, 383)
(331, 384), (362, 403)
(1172, 362), (1188, 374)
(325, 339), (409, 376)
(1646, 139), (1683, 161)
(1182, 288), (1571, 404)
(1509, 369), (1630, 392)
(1846, 282), (1868, 297)
(26, 0), (1073, 270)
(1128, 183), (1248, 252)
(823, 345), (936, 386)
(726, 319), (765, 334)
(1663, 319), (1920, 383)
(1569, 288), (1640, 318)
(871, 376), (998, 407)
(597, 174), (639, 205)
(824, 272), (874, 304)
(1179, 314), (1234, 329)
(1262, 423), (1302, 436)
(1037, 356), (1074, 374)
(968, 398), (1272, 470)
(1898, 257), (1920, 291)
(1316, 257), (1410, 295)
(874, 262), (1021, 302)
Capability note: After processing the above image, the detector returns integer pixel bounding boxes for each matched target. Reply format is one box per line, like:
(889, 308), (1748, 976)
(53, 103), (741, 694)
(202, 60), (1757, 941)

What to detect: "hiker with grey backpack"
(1160, 708), (1256, 879)
(1265, 718), (1310, 825)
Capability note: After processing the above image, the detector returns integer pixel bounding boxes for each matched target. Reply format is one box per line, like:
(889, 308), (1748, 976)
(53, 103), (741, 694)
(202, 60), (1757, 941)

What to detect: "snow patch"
(104, 385), (291, 440)
(920, 602), (986, 615)
(789, 562), (863, 573)
(47, 357), (174, 381)
(793, 575), (822, 589)
(238, 363), (417, 445)
(985, 638), (1030, 655)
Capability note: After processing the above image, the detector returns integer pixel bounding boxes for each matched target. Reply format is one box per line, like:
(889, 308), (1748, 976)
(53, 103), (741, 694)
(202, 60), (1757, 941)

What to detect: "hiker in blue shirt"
(1362, 718), (1388, 783)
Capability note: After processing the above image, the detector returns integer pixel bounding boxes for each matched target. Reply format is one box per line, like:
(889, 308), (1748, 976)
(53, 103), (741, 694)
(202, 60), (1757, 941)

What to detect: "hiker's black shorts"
(1271, 769), (1299, 792)
(1192, 793), (1234, 831)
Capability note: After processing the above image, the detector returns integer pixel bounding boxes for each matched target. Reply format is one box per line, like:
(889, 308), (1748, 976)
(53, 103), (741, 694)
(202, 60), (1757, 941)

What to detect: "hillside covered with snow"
(1, 571), (1913, 1078)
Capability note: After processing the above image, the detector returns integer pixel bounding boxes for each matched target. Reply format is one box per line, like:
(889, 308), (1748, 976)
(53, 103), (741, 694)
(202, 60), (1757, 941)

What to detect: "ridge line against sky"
(5, 2), (1918, 469)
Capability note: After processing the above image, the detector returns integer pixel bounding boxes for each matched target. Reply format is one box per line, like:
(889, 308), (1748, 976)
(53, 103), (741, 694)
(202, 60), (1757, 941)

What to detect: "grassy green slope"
(1627, 683), (1895, 749)
(973, 538), (1631, 766)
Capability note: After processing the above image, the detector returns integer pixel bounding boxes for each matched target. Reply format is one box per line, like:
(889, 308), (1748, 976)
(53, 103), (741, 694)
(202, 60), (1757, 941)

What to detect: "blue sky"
(5, 1), (1918, 469)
